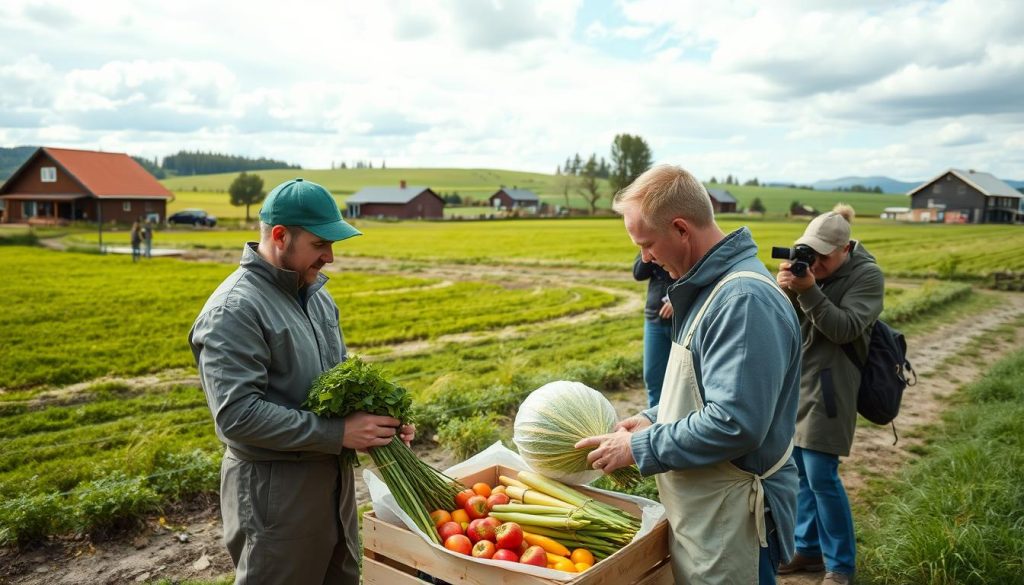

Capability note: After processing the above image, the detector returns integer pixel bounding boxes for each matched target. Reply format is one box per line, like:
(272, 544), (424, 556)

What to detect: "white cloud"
(934, 122), (985, 147)
(0, 0), (1022, 182)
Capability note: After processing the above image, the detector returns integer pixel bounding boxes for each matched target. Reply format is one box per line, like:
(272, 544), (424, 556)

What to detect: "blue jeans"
(642, 319), (673, 408)
(758, 509), (781, 584)
(793, 447), (856, 575)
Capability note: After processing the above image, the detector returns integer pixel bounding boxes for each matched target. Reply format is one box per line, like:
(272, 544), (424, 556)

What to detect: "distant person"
(189, 178), (413, 585)
(142, 219), (154, 259)
(129, 220), (142, 263)
(633, 253), (673, 407)
(775, 204), (884, 585)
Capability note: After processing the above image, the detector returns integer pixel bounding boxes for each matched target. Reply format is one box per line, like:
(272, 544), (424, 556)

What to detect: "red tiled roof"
(43, 147), (172, 199)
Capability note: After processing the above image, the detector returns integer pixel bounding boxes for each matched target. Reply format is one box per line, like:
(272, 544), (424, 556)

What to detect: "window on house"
(23, 201), (37, 217)
(932, 184), (942, 194)
(123, 201), (132, 212)
(958, 185), (966, 195)
(40, 167), (57, 182)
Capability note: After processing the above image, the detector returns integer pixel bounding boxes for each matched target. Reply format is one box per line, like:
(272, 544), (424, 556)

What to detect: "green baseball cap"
(259, 178), (361, 242)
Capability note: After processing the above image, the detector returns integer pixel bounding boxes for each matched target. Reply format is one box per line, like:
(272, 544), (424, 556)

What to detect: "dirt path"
(4, 282), (1023, 584)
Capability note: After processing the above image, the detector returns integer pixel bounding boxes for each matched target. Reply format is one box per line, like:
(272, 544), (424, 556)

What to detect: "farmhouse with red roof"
(0, 146), (172, 225)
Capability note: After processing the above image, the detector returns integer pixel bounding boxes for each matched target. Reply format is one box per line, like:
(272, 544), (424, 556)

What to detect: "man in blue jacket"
(577, 165), (801, 585)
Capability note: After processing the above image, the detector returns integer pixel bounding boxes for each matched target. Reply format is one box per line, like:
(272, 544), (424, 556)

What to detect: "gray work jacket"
(189, 243), (347, 461)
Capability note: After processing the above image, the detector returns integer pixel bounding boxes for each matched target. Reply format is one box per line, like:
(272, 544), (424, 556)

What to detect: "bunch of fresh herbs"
(305, 357), (462, 543)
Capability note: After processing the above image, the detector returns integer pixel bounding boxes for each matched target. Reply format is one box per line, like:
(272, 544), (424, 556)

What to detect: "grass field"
(1, 215), (1021, 554)
(857, 346), (1024, 583)
(61, 218), (1024, 278)
(161, 168), (904, 219)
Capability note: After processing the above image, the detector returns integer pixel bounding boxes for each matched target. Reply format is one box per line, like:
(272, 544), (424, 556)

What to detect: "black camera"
(771, 244), (817, 277)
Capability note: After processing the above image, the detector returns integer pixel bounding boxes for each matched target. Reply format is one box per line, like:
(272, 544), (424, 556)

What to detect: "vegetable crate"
(362, 465), (672, 585)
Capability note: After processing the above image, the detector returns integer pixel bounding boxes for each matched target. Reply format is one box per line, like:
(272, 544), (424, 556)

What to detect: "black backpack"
(842, 320), (916, 443)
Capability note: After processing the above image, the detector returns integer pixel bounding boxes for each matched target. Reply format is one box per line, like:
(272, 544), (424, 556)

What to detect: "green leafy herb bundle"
(305, 357), (463, 544)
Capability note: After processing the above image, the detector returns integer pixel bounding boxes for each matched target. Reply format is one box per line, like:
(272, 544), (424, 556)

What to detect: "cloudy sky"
(2, 0), (1022, 183)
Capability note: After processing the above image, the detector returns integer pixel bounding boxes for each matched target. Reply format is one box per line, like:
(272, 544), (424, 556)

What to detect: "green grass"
(61, 218), (1024, 278)
(2, 215), (1020, 547)
(0, 247), (616, 389)
(856, 348), (1024, 584)
(160, 167), (899, 219)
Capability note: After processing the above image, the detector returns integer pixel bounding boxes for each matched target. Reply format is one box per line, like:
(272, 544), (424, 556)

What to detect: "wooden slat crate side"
(364, 512), (670, 585)
(363, 556), (423, 585)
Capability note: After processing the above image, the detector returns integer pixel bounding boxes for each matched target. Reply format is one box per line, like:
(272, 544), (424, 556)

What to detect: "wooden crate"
(362, 465), (672, 585)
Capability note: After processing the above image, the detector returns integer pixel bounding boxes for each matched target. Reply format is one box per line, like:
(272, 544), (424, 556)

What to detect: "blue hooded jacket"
(630, 227), (801, 561)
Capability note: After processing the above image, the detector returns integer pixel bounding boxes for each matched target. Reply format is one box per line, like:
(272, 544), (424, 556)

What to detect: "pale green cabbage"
(513, 380), (618, 485)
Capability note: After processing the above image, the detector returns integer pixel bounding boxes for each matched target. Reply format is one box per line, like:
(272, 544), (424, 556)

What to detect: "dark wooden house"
(907, 169), (1021, 224)
(489, 187), (539, 212)
(345, 181), (444, 219)
(0, 147), (172, 225)
(706, 188), (738, 213)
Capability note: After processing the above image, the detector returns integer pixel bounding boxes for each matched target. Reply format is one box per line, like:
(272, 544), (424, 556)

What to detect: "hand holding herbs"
(305, 357), (464, 544)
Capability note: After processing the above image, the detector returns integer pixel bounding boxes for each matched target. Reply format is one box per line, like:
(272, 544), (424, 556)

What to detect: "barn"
(0, 147), (172, 225)
(907, 169), (1022, 224)
(345, 181), (444, 219)
(489, 187), (539, 212)
(706, 188), (738, 213)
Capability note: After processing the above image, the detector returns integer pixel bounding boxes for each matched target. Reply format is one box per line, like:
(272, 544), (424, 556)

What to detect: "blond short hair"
(611, 165), (714, 228)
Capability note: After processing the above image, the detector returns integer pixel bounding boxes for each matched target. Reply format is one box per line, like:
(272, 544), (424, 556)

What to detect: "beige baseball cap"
(796, 211), (851, 254)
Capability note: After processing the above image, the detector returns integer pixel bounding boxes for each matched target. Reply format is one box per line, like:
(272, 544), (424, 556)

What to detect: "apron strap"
(683, 271), (788, 349)
(749, 440), (795, 547)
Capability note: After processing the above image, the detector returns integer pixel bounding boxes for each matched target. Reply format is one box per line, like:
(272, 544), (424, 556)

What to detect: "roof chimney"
(400, 180), (406, 189)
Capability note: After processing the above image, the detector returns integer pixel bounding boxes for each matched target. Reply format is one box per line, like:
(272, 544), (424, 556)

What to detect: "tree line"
(556, 133), (654, 214)
(161, 151), (301, 176)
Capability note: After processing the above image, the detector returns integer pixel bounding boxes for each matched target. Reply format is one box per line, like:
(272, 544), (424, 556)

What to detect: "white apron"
(655, 271), (793, 585)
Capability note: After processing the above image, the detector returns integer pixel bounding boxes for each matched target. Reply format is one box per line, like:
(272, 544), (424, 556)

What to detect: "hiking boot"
(777, 553), (825, 574)
(823, 572), (852, 585)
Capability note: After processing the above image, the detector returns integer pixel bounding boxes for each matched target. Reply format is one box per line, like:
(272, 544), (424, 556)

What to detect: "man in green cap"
(189, 178), (414, 584)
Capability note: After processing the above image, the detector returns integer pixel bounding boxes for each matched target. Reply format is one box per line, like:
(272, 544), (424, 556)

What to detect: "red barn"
(345, 181), (444, 219)
(0, 146), (172, 225)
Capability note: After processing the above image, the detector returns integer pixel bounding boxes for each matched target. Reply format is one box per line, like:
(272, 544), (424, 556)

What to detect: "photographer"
(774, 204), (884, 585)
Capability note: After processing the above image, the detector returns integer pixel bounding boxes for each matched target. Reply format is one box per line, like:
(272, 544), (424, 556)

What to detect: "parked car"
(168, 209), (217, 227)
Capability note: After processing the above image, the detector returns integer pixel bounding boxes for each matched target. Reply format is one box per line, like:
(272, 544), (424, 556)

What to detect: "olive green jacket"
(792, 242), (884, 456)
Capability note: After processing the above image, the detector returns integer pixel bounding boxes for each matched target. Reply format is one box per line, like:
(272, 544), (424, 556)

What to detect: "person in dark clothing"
(130, 220), (142, 263)
(634, 254), (675, 407)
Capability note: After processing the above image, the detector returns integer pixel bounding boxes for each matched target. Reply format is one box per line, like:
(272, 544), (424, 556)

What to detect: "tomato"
(570, 548), (595, 566)
(451, 508), (470, 526)
(429, 509), (452, 528)
(444, 534), (473, 556)
(454, 488), (476, 509)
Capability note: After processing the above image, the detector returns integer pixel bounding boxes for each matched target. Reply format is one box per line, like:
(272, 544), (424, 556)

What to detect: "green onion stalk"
(304, 357), (464, 544)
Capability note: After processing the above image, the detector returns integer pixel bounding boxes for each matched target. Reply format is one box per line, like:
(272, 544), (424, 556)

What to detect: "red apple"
(494, 521), (523, 550)
(471, 539), (497, 559)
(444, 534), (472, 556)
(437, 521), (463, 542)
(492, 548), (519, 562)
(519, 545), (547, 567)
(486, 492), (510, 510)
(466, 518), (498, 543)
(464, 495), (489, 520)
(517, 540), (530, 555)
